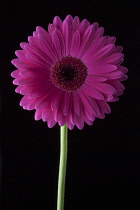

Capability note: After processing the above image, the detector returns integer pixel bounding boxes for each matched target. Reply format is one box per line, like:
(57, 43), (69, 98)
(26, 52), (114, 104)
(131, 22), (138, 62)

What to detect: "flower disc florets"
(50, 56), (87, 92)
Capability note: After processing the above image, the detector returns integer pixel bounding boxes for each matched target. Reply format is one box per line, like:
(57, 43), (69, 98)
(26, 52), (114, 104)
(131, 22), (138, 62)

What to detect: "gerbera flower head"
(11, 15), (128, 130)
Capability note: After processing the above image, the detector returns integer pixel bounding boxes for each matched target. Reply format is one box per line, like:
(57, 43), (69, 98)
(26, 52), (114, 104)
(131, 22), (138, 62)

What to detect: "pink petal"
(78, 89), (99, 116)
(69, 112), (77, 125)
(92, 21), (99, 29)
(36, 26), (49, 37)
(66, 121), (75, 130)
(115, 91), (123, 96)
(20, 42), (28, 49)
(25, 53), (49, 68)
(33, 31), (38, 37)
(58, 116), (66, 126)
(76, 115), (84, 130)
(52, 29), (65, 58)
(81, 84), (104, 100)
(53, 16), (63, 29)
(98, 71), (123, 80)
(104, 36), (116, 45)
(13, 78), (19, 85)
(15, 50), (28, 62)
(24, 44), (52, 67)
(71, 16), (80, 33)
(48, 24), (57, 35)
(91, 81), (116, 95)
(28, 84), (52, 99)
(86, 74), (107, 82)
(103, 53), (124, 65)
(77, 25), (95, 58)
(119, 74), (128, 81)
(93, 27), (104, 39)
(15, 86), (23, 93)
(47, 118), (57, 128)
(113, 46), (123, 53)
(108, 81), (125, 91)
(27, 36), (41, 49)
(38, 33), (58, 62)
(17, 78), (36, 86)
(11, 58), (23, 67)
(88, 64), (117, 73)
(34, 109), (43, 120)
(97, 100), (111, 114)
(72, 91), (82, 116)
(35, 89), (55, 109)
(84, 117), (93, 126)
(70, 30), (81, 57)
(20, 95), (30, 106)
(20, 86), (33, 95)
(83, 107), (95, 121)
(106, 94), (113, 101)
(87, 44), (114, 64)
(11, 70), (20, 78)
(108, 96), (119, 102)
(51, 90), (64, 111)
(27, 98), (38, 110)
(19, 66), (48, 75)
(19, 69), (49, 78)
(82, 37), (106, 61)
(12, 61), (46, 71)
(65, 15), (73, 25)
(62, 19), (71, 55)
(53, 108), (63, 122)
(42, 107), (51, 122)
(117, 66), (128, 73)
(63, 92), (72, 116)
(78, 19), (90, 34)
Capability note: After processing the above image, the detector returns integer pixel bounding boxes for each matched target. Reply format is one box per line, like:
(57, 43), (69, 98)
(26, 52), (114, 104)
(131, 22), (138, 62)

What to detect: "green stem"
(57, 125), (68, 210)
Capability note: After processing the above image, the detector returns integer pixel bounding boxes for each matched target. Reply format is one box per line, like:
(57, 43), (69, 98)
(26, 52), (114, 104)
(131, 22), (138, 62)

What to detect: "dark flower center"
(50, 56), (87, 92)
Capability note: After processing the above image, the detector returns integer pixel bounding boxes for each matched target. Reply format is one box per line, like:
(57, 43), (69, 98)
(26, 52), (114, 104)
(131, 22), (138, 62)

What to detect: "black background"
(1, 0), (140, 209)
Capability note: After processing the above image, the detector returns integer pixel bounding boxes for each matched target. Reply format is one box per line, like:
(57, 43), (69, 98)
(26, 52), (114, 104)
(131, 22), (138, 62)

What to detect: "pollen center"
(50, 56), (87, 92)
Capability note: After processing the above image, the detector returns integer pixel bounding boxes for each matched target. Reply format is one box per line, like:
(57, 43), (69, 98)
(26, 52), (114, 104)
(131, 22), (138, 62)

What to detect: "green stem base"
(57, 125), (68, 210)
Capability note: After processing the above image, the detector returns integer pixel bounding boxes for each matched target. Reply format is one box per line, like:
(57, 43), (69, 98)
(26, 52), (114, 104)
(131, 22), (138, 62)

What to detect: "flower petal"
(81, 84), (104, 100)
(71, 16), (80, 33)
(53, 16), (63, 29)
(35, 89), (56, 109)
(87, 44), (114, 64)
(97, 71), (124, 80)
(34, 109), (42, 120)
(62, 92), (72, 116)
(52, 29), (65, 58)
(77, 25), (95, 58)
(51, 90), (64, 111)
(72, 91), (82, 116)
(65, 15), (73, 25)
(47, 118), (57, 128)
(82, 36), (106, 61)
(91, 81), (116, 95)
(38, 33), (58, 62)
(78, 89), (99, 116)
(88, 64), (117, 73)
(103, 53), (124, 65)
(11, 70), (20, 78)
(62, 19), (71, 55)
(70, 30), (81, 57)
(76, 115), (84, 130)
(78, 19), (90, 34)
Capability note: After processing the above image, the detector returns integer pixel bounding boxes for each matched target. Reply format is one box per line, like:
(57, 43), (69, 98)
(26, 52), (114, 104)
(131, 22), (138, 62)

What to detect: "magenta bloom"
(11, 15), (128, 130)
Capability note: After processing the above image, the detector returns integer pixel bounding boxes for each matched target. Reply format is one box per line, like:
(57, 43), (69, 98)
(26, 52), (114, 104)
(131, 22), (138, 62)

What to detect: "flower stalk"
(57, 125), (68, 210)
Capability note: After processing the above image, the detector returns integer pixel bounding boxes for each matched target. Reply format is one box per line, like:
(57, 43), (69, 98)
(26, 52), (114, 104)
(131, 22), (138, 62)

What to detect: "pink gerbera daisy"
(11, 15), (128, 130)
